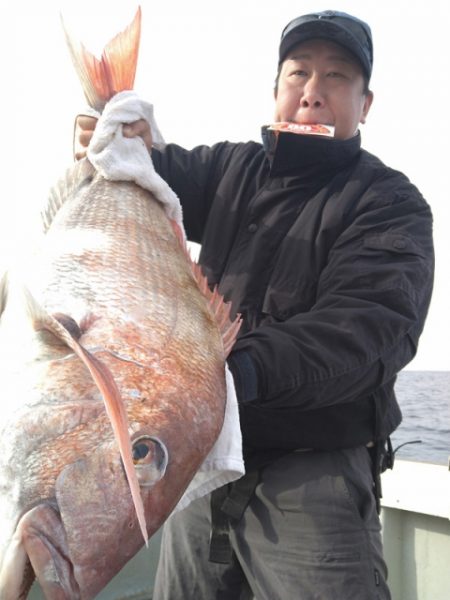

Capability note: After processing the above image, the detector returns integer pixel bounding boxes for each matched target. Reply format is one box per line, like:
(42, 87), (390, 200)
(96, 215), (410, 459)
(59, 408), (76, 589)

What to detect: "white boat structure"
(380, 459), (450, 600)
(28, 458), (450, 600)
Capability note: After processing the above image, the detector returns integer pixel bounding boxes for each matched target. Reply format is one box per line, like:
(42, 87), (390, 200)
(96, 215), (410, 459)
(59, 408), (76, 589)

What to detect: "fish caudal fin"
(62, 7), (142, 112)
(23, 287), (149, 546)
(170, 220), (242, 356)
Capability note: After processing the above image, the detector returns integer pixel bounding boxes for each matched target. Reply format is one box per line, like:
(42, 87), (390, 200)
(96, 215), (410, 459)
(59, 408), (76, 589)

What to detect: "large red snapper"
(0, 9), (240, 599)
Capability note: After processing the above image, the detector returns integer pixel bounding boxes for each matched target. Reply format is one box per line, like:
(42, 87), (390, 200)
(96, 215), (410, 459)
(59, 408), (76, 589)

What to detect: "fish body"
(0, 9), (239, 599)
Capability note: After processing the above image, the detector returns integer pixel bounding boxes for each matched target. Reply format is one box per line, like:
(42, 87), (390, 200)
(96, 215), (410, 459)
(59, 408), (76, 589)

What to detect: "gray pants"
(153, 447), (391, 600)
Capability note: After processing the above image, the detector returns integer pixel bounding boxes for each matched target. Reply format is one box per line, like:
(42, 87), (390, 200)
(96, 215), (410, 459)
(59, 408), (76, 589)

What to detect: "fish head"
(38, 432), (168, 598)
(0, 432), (165, 599)
(0, 337), (226, 599)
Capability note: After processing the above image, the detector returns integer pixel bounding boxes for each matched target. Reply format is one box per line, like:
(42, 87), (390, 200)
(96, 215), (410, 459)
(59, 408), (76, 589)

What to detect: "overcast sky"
(1, 0), (448, 371)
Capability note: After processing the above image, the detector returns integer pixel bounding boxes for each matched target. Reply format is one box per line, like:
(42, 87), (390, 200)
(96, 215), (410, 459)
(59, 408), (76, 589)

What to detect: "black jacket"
(152, 129), (434, 460)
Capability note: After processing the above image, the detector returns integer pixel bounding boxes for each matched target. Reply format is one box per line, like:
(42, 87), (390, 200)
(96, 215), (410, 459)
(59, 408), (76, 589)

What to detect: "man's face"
(274, 39), (373, 140)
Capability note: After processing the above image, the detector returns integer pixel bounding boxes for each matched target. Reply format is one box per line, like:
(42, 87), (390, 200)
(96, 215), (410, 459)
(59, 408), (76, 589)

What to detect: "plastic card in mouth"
(268, 122), (335, 137)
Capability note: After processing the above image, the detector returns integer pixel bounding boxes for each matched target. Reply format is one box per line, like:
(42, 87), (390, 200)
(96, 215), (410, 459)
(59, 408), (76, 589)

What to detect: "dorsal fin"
(170, 220), (242, 356)
(41, 158), (95, 232)
(62, 7), (141, 112)
(23, 287), (149, 546)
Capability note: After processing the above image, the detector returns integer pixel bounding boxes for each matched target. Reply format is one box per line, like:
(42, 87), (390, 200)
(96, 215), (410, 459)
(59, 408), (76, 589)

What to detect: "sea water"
(391, 370), (450, 465)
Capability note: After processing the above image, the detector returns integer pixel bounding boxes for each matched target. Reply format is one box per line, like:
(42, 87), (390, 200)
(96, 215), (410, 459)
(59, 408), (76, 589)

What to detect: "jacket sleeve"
(229, 179), (434, 412)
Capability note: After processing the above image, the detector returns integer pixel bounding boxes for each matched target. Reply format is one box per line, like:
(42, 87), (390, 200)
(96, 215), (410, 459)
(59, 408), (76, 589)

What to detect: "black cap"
(279, 10), (373, 79)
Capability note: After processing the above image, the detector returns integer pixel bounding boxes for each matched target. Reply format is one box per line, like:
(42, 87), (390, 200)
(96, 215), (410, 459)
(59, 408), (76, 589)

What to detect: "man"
(76, 10), (433, 600)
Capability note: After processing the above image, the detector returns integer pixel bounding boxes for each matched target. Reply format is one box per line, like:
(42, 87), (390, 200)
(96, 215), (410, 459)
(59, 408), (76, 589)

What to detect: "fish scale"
(0, 161), (231, 598)
(0, 8), (241, 598)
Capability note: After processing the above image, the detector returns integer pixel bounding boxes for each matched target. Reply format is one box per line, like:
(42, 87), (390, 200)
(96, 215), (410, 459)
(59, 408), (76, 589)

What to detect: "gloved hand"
(227, 350), (259, 404)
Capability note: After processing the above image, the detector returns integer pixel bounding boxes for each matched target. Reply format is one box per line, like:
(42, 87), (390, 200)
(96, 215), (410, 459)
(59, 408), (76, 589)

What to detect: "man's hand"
(74, 115), (97, 161)
(73, 116), (153, 161)
(123, 119), (153, 154)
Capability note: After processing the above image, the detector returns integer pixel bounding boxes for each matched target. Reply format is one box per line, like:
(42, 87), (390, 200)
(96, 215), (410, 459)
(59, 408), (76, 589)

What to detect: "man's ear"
(360, 90), (374, 124)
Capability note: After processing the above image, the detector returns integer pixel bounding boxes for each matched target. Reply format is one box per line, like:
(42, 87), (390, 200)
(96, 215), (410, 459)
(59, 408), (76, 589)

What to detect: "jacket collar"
(261, 125), (361, 178)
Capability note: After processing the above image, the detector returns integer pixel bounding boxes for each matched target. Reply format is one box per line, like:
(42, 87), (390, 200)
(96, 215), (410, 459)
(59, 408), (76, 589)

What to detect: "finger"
(73, 115), (97, 161)
(73, 130), (92, 161)
(79, 130), (94, 147)
(122, 119), (146, 137)
(74, 149), (87, 161)
(123, 119), (153, 152)
(76, 115), (98, 132)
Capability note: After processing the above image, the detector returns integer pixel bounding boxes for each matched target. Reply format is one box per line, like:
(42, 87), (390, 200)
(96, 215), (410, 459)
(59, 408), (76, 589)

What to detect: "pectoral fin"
(23, 287), (148, 546)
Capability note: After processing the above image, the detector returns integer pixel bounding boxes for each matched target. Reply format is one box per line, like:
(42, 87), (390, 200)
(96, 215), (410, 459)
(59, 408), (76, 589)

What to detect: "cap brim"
(279, 20), (371, 79)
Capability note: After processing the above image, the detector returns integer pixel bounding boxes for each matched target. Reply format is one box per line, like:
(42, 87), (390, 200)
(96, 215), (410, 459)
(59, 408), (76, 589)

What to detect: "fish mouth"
(0, 446), (145, 599)
(0, 432), (167, 599)
(0, 502), (81, 600)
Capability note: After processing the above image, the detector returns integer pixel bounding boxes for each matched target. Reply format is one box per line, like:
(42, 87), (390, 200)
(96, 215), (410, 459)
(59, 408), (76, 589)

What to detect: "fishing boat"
(28, 458), (450, 600)
(380, 458), (450, 600)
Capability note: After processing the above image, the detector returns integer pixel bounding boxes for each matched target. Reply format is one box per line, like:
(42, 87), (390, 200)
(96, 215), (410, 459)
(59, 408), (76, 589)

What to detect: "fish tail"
(170, 220), (242, 357)
(62, 7), (142, 112)
(23, 287), (149, 546)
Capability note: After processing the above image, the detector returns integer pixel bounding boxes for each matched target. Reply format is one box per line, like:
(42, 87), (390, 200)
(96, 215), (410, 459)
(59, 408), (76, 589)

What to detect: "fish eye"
(133, 443), (151, 462)
(131, 436), (168, 487)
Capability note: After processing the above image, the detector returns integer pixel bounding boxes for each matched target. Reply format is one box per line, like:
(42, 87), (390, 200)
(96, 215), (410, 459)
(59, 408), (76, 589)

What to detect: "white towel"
(84, 93), (246, 510)
(87, 91), (183, 229)
(175, 365), (245, 512)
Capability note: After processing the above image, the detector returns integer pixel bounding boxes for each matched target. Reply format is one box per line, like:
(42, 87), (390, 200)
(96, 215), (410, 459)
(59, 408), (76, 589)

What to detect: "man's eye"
(291, 70), (307, 77)
(328, 71), (345, 78)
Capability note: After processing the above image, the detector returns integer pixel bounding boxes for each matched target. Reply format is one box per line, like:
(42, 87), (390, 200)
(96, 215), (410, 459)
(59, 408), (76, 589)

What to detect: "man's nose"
(300, 76), (325, 108)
